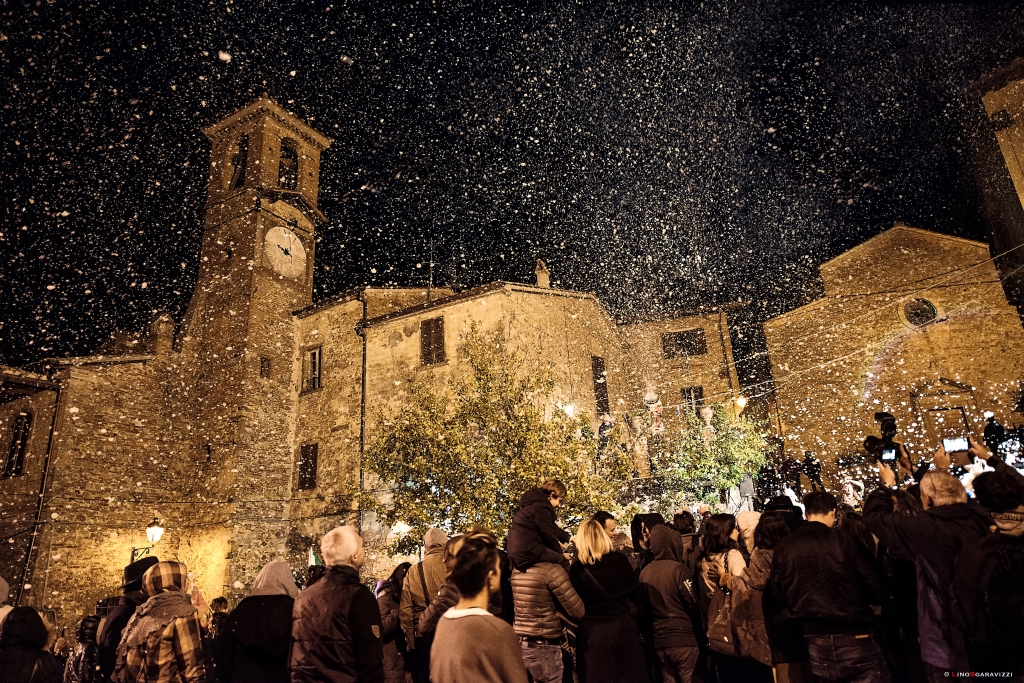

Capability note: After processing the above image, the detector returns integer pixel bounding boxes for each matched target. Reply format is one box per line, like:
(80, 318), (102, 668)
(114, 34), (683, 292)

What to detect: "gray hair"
(321, 526), (362, 567)
(921, 470), (967, 506)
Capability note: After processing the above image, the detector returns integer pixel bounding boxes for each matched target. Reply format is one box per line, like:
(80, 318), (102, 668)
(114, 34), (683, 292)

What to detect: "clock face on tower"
(263, 226), (307, 279)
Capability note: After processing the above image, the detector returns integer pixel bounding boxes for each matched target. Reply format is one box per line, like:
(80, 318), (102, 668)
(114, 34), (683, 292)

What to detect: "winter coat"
(863, 487), (992, 669)
(289, 564), (384, 683)
(376, 581), (405, 683)
(511, 561), (584, 640)
(416, 583), (459, 637)
(770, 521), (880, 636)
(217, 595), (293, 683)
(0, 606), (63, 683)
(697, 548), (745, 621)
(114, 561), (208, 683)
(507, 488), (571, 571)
(569, 552), (649, 683)
(399, 544), (446, 649)
(99, 592), (147, 681)
(0, 576), (13, 626)
(729, 548), (773, 666)
(638, 525), (700, 650)
(64, 616), (101, 683)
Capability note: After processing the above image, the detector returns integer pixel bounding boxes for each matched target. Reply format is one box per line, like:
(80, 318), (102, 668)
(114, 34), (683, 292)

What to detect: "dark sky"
(2, 0), (1023, 370)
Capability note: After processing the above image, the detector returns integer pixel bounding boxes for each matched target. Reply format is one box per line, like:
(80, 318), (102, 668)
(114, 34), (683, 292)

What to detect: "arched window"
(229, 135), (249, 190)
(279, 140), (299, 190)
(2, 412), (32, 478)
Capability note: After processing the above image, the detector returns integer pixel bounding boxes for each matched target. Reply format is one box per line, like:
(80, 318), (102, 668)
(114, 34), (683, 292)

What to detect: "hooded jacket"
(0, 577), (12, 626)
(114, 561), (207, 683)
(400, 529), (448, 649)
(217, 562), (298, 683)
(64, 616), (101, 683)
(0, 606), (63, 683)
(639, 525), (700, 649)
(864, 489), (992, 669)
(507, 488), (571, 571)
(511, 561), (585, 640)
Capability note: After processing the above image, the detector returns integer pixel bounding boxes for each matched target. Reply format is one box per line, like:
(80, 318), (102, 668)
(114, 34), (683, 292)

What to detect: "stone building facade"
(764, 223), (1024, 483)
(0, 97), (742, 627)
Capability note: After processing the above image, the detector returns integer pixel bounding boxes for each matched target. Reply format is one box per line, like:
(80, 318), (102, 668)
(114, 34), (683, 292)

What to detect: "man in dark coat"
(97, 555), (159, 681)
(771, 491), (890, 683)
(865, 453), (992, 679)
(0, 606), (63, 683)
(639, 525), (702, 683)
(290, 526), (384, 683)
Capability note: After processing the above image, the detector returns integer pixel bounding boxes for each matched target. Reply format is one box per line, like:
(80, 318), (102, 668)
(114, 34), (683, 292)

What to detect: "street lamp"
(130, 518), (164, 563)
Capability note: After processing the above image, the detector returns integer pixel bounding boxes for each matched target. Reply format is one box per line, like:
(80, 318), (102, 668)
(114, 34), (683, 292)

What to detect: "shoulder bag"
(706, 552), (741, 657)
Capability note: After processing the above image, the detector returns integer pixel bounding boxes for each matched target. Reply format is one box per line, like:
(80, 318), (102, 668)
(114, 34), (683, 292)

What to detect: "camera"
(864, 412), (900, 463)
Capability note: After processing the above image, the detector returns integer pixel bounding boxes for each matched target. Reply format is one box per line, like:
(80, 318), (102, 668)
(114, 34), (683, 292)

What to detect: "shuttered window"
(591, 356), (610, 415)
(420, 317), (446, 365)
(298, 443), (318, 491)
(680, 386), (705, 409)
(2, 412), (32, 478)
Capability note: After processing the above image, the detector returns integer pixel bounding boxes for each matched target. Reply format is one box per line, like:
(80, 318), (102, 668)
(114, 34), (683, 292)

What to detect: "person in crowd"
(591, 511), (615, 535)
(630, 513), (666, 575)
(697, 513), (746, 618)
(416, 536), (463, 638)
(593, 511), (631, 554)
(0, 606), (63, 683)
(771, 491), (889, 683)
(290, 526), (383, 683)
(400, 527), (447, 683)
(973, 468), (1024, 535)
(780, 458), (802, 500)
(113, 560), (208, 683)
(430, 529), (528, 683)
(511, 535), (585, 683)
(671, 511), (701, 574)
(306, 565), (327, 589)
(64, 615), (101, 683)
(756, 463), (781, 503)
(98, 556), (160, 681)
(801, 452), (824, 493)
(569, 519), (648, 683)
(719, 512), (796, 682)
(205, 597), (229, 639)
(217, 560), (298, 683)
(639, 524), (702, 683)
(865, 442), (993, 682)
(0, 576), (12, 626)
(377, 562), (411, 683)
(763, 496), (803, 532)
(736, 510), (761, 559)
(508, 479), (572, 571)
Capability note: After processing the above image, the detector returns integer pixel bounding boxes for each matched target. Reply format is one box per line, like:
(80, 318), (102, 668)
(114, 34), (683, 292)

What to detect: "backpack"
(950, 533), (1024, 668)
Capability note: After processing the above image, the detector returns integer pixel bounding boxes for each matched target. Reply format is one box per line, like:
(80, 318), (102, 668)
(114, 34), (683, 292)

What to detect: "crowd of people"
(0, 437), (1022, 683)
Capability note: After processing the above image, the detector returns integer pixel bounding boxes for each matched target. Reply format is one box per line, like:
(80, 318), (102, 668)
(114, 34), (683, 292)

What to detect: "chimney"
(535, 259), (550, 288)
(150, 313), (175, 355)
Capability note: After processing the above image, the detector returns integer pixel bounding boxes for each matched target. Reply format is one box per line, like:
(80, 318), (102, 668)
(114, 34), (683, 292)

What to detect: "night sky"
(2, 0), (1023, 374)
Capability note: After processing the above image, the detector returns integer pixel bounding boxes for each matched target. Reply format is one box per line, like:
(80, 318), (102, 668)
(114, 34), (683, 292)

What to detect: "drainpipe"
(356, 292), (368, 534)
(17, 380), (62, 606)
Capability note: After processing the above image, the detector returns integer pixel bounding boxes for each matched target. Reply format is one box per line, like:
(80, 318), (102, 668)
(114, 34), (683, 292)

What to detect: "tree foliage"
(364, 322), (628, 553)
(652, 404), (767, 513)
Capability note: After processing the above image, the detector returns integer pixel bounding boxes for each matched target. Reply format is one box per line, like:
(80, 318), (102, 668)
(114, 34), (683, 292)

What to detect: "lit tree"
(364, 322), (631, 553)
(652, 404), (768, 513)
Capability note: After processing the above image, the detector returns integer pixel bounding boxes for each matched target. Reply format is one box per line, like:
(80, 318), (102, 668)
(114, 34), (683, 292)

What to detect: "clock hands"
(277, 243), (292, 258)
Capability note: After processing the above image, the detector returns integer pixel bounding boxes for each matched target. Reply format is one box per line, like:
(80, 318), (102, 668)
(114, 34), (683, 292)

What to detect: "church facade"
(0, 96), (741, 626)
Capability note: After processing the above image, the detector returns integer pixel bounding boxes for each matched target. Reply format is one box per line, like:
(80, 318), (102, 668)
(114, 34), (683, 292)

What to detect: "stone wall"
(765, 225), (1024, 483)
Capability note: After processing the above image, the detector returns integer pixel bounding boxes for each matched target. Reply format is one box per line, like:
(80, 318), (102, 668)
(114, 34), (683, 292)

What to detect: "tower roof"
(202, 94), (333, 150)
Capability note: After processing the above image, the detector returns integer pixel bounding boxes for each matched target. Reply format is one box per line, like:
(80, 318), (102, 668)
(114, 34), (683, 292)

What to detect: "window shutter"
(420, 320), (433, 365)
(298, 443), (318, 491)
(591, 356), (610, 415)
(433, 317), (446, 363)
(3, 413), (32, 478)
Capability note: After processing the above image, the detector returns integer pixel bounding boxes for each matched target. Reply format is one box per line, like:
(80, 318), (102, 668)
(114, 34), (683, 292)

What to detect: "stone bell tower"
(176, 95), (332, 590)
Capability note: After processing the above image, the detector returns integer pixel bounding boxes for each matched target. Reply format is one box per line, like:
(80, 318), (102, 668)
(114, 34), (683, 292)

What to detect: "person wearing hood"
(865, 457), (992, 679)
(113, 560), (208, 683)
(216, 560), (298, 683)
(507, 479), (571, 572)
(0, 606), (63, 683)
(377, 562), (411, 683)
(639, 525), (702, 683)
(98, 556), (161, 681)
(64, 615), (101, 683)
(400, 527), (448, 683)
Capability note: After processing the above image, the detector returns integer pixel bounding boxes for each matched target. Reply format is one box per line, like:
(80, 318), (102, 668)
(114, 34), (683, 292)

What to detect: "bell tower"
(176, 96), (332, 592)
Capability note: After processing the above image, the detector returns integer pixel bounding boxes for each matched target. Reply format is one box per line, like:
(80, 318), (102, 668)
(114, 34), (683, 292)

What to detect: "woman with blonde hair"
(569, 519), (649, 683)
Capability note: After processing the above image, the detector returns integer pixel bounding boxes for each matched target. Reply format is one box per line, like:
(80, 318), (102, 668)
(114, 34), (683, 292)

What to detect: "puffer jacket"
(512, 562), (585, 640)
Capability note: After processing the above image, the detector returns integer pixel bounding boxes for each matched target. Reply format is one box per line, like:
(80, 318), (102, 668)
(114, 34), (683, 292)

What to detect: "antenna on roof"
(427, 239), (435, 302)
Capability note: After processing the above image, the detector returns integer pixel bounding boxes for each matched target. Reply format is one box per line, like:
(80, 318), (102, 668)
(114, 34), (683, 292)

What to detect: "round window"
(903, 298), (937, 327)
